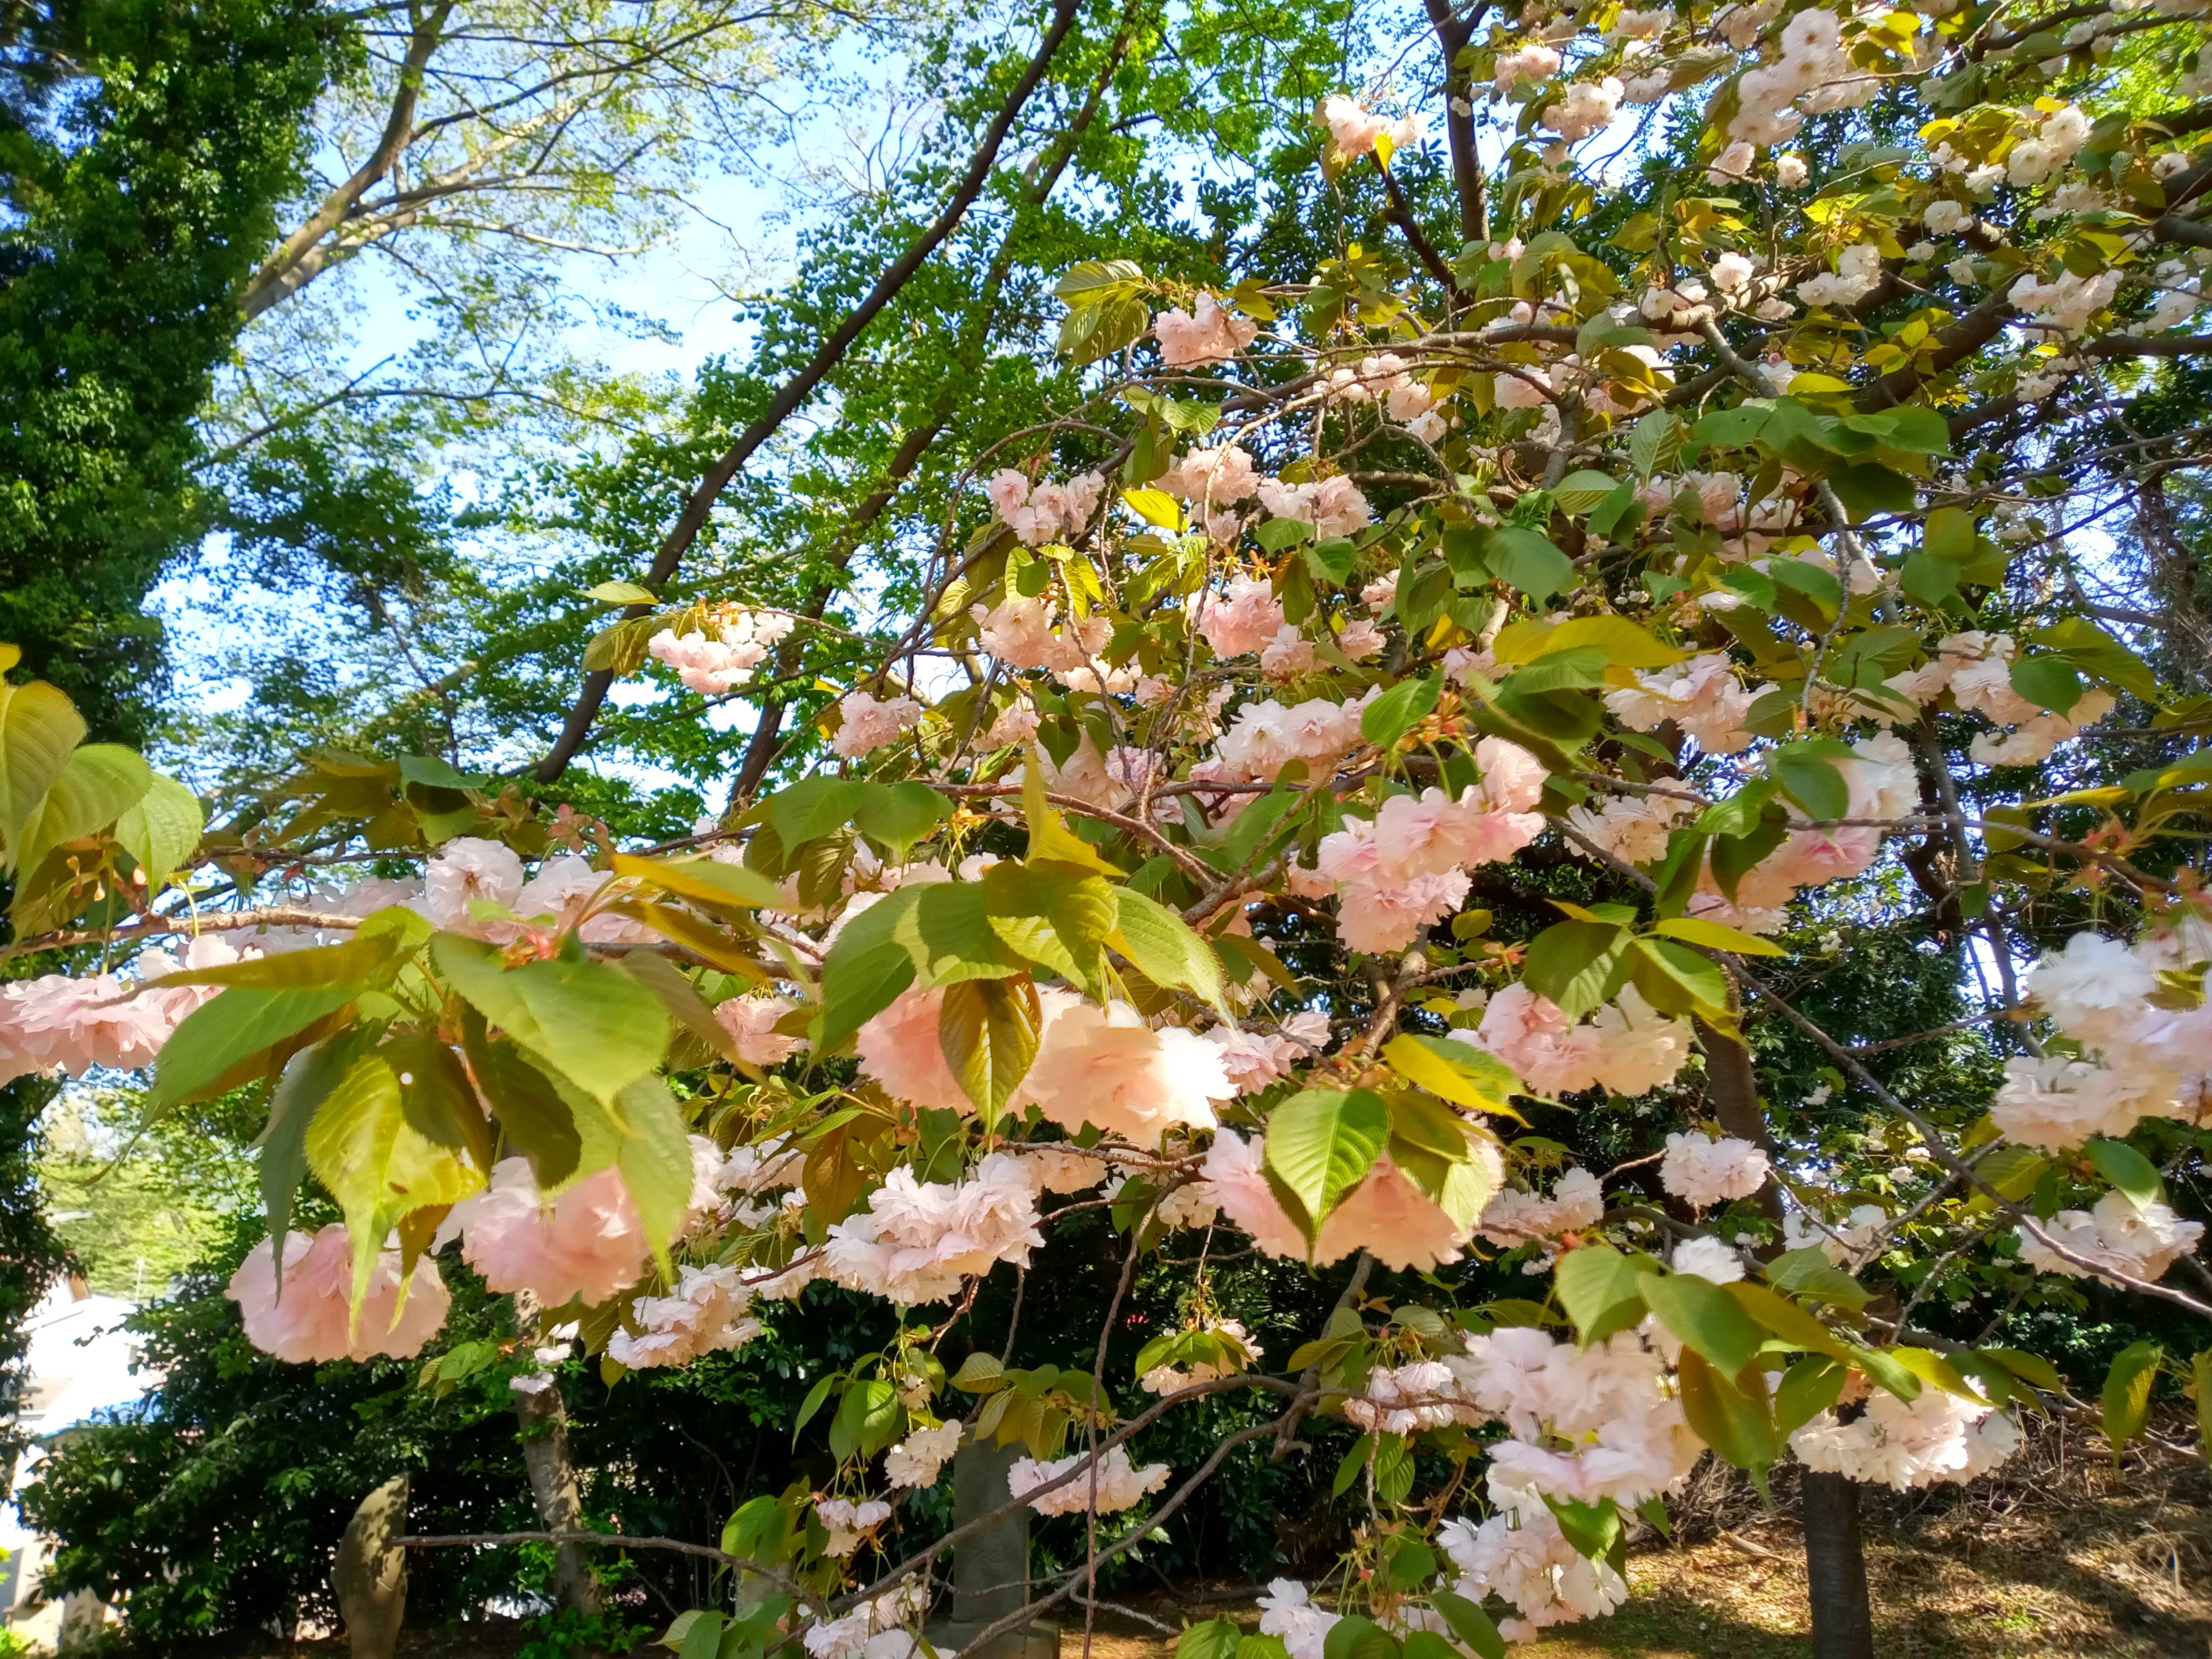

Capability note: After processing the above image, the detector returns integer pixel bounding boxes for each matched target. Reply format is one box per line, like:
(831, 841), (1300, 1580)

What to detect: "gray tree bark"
(512, 1292), (601, 1616)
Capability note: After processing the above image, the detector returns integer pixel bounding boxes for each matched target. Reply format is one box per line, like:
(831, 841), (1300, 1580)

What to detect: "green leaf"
(2085, 1137), (2163, 1209)
(830, 1376), (903, 1462)
(1541, 1493), (1621, 1560)
(615, 1075), (698, 1267)
(1255, 517), (1312, 553)
(1520, 919), (1633, 1020)
(114, 775), (204, 891)
(1638, 1270), (1766, 1375)
(1775, 1355), (1848, 1435)
(1121, 487), (1184, 530)
(1109, 888), (1226, 1010)
(432, 934), (669, 1102)
(1387, 1539), (1439, 1592)
(794, 1375), (839, 1437)
(1493, 614), (1687, 670)
(1264, 1088), (1390, 1232)
(18, 742), (152, 877)
(255, 1034), (370, 1274)
(383, 1030), (494, 1171)
(1770, 743), (1849, 821)
(764, 776), (870, 847)
(1976, 1347), (2063, 1394)
(1330, 1435), (1372, 1496)
(1304, 537), (1358, 584)
(1676, 1348), (1779, 1473)
(586, 580), (658, 605)
(2009, 655), (2084, 716)
(1428, 1592), (1507, 1659)
(1555, 1244), (1649, 1346)
(948, 1352), (1005, 1391)
(145, 935), (395, 992)
(815, 883), (924, 1051)
(1628, 936), (1731, 1018)
(1552, 469), (1620, 516)
(1321, 1615), (1397, 1659)
(1360, 673), (1442, 752)
(2101, 1340), (2162, 1465)
(854, 782), (953, 861)
(1483, 526), (1573, 601)
(2194, 1350), (2212, 1468)
(461, 1013), (581, 1187)
(1179, 1621), (1244, 1659)
(0, 676), (84, 872)
(150, 986), (360, 1112)
(904, 880), (1029, 989)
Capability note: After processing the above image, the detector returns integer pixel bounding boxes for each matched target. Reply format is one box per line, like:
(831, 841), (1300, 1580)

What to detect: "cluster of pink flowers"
(1253, 474), (1371, 540)
(1293, 740), (1546, 954)
(1008, 1444), (1171, 1515)
(1657, 1130), (1771, 1208)
(832, 690), (924, 758)
(608, 1264), (761, 1368)
(1888, 630), (2114, 765)
(1602, 652), (1762, 754)
(440, 1139), (719, 1310)
(1205, 1009), (1329, 1094)
(1792, 1390), (2020, 1490)
(1476, 1166), (1605, 1251)
(2015, 1191), (2205, 1288)
(1194, 573), (1287, 658)
(971, 593), (1113, 675)
(1319, 95), (1422, 161)
(1989, 925), (2212, 1151)
(1441, 1484), (1630, 1641)
(1209, 691), (1374, 783)
(883, 1419), (963, 1488)
(1017, 996), (1238, 1141)
(0, 934), (241, 1086)
(986, 469), (1106, 546)
(815, 1496), (893, 1556)
(1344, 1360), (1467, 1434)
(225, 1224), (450, 1364)
(1462, 984), (1693, 1098)
(1153, 294), (1259, 366)
(1563, 790), (1693, 865)
(821, 1153), (1043, 1304)
(1726, 8), (1868, 154)
(1446, 1323), (1701, 1508)
(800, 1578), (930, 1659)
(417, 839), (650, 945)
(647, 607), (794, 695)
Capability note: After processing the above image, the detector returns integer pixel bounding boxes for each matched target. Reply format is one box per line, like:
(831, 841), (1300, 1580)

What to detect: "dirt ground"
(1054, 1421), (2212, 1659)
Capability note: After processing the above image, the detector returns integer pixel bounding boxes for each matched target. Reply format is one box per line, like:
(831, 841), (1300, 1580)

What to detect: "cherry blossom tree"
(9, 0), (2212, 1652)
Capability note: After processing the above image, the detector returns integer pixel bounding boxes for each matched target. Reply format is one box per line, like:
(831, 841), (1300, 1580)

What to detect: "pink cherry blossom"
(227, 1223), (450, 1363)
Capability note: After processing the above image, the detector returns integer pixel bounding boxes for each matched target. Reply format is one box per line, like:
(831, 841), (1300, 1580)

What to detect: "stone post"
(334, 1473), (410, 1659)
(925, 1429), (1056, 1659)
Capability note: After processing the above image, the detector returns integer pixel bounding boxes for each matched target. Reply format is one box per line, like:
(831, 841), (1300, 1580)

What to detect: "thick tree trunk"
(1694, 1014), (1875, 1659)
(1802, 1472), (1876, 1659)
(511, 1293), (600, 1616)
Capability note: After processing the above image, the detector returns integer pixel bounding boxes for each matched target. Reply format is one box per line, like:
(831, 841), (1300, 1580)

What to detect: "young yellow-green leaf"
(1265, 1088), (1390, 1234)
(1382, 1032), (1523, 1115)
(585, 580), (658, 604)
(18, 742), (152, 879)
(0, 676), (84, 871)
(1109, 888), (1226, 1011)
(146, 934), (396, 992)
(1648, 915), (1788, 957)
(853, 781), (953, 861)
(1121, 487), (1184, 530)
(432, 934), (669, 1102)
(1359, 673), (1442, 752)
(303, 1048), (483, 1319)
(939, 976), (1042, 1114)
(2101, 1339), (2162, 1466)
(2193, 1349), (2212, 1468)
(1022, 751), (1123, 875)
(815, 883), (925, 1050)
(1628, 936), (1731, 1018)
(1493, 613), (1690, 670)
(1724, 1282), (1848, 1359)
(612, 851), (787, 913)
